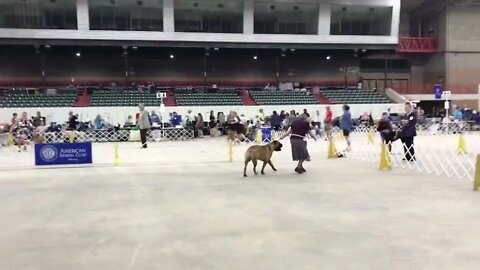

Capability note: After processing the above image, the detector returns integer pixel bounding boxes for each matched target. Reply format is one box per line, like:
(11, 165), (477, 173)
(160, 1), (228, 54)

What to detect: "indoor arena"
(1, 0), (480, 269)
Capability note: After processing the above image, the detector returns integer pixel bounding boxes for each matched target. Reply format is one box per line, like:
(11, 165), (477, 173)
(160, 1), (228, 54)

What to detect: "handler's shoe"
(295, 167), (304, 174)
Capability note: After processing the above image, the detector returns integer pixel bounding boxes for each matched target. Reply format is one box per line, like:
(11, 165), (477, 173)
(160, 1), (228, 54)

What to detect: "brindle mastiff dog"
(243, 140), (283, 177)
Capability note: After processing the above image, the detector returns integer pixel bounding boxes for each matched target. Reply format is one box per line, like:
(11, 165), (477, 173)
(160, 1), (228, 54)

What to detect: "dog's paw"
(261, 172), (265, 175)
(243, 174), (247, 177)
(273, 168), (277, 172)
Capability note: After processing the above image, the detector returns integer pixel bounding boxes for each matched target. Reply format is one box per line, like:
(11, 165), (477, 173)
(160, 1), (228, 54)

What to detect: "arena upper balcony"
(397, 37), (437, 53)
(0, 0), (400, 49)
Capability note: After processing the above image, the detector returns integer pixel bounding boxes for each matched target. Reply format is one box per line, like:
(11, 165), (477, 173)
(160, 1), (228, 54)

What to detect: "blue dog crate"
(262, 128), (272, 142)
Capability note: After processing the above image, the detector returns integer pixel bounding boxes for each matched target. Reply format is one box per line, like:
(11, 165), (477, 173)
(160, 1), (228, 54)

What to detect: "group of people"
(377, 102), (417, 161)
(8, 111), (46, 151)
(278, 102), (418, 174)
(5, 102), (419, 165)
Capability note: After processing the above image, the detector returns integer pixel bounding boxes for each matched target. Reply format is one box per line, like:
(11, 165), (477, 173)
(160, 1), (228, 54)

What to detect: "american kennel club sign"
(35, 142), (93, 166)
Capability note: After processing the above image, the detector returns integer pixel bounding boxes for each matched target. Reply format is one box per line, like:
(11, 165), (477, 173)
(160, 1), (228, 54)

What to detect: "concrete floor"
(1, 145), (480, 270)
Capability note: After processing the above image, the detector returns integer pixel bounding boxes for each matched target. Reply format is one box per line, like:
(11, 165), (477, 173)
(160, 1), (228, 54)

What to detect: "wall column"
(163, 0), (175, 32)
(390, 0), (401, 37)
(243, 0), (254, 34)
(76, 0), (90, 30)
(318, 3), (331, 35)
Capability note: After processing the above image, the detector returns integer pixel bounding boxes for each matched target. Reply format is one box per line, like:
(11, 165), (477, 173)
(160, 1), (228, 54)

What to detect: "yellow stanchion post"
(474, 154), (480, 191)
(68, 132), (75, 143)
(327, 138), (338, 159)
(272, 131), (279, 141)
(256, 129), (262, 143)
(113, 144), (119, 166)
(367, 127), (374, 144)
(228, 140), (233, 162)
(457, 134), (467, 154)
(379, 143), (392, 170)
(6, 133), (14, 146)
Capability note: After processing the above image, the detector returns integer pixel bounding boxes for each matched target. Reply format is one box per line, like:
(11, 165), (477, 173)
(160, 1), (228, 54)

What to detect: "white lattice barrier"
(390, 143), (476, 181)
(1, 124), (478, 182)
(346, 132), (479, 183)
(0, 133), (9, 148)
(1, 128), (194, 143)
(0, 128), (194, 168)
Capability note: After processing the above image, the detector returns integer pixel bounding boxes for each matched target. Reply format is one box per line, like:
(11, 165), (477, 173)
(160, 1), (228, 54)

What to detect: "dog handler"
(340, 104), (353, 151)
(280, 114), (317, 174)
(138, 104), (151, 149)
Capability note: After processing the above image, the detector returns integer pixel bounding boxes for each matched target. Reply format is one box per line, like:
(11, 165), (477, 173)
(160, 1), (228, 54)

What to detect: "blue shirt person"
(170, 112), (182, 126)
(454, 109), (463, 120)
(339, 104), (353, 151)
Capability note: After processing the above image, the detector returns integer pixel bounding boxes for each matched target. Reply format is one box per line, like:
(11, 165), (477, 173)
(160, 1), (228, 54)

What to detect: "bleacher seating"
(175, 90), (243, 106)
(0, 90), (77, 108)
(320, 88), (392, 104)
(249, 91), (318, 105)
(90, 90), (158, 107)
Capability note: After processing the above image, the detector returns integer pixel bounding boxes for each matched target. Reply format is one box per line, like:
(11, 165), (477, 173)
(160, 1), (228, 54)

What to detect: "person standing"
(209, 110), (217, 137)
(218, 112), (226, 135)
(94, 114), (103, 129)
(399, 102), (417, 161)
(303, 109), (310, 118)
(150, 110), (160, 126)
(227, 111), (246, 141)
(196, 113), (204, 138)
(340, 105), (353, 151)
(324, 106), (333, 140)
(33, 111), (44, 128)
(257, 109), (266, 125)
(454, 108), (463, 120)
(186, 110), (196, 137)
(67, 111), (78, 131)
(280, 114), (317, 174)
(138, 104), (151, 149)
(9, 113), (18, 132)
(279, 110), (286, 122)
(378, 112), (395, 152)
(270, 111), (281, 131)
(286, 110), (297, 129)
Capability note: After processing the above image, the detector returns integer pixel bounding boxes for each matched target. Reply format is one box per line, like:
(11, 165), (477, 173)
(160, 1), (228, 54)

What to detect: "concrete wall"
(423, 53), (445, 85)
(444, 5), (480, 92)
(446, 53), (480, 91)
(446, 5), (480, 52)
(416, 8), (447, 92)
(398, 10), (410, 36)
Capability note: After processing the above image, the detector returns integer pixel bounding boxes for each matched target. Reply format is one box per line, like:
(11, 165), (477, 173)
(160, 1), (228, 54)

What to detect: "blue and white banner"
(434, 84), (442, 100)
(35, 142), (93, 166)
